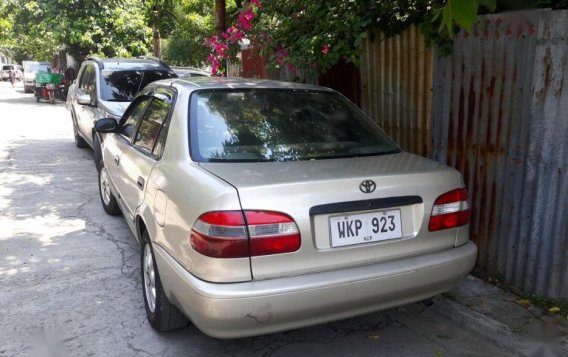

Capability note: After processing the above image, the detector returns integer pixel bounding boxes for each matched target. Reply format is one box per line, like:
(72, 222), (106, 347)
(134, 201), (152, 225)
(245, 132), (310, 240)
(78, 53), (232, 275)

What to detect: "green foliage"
(162, 0), (238, 67)
(161, 0), (216, 67)
(244, 0), (498, 76)
(434, 0), (496, 35)
(2, 0), (151, 62)
(144, 0), (177, 37)
(246, 1), (434, 75)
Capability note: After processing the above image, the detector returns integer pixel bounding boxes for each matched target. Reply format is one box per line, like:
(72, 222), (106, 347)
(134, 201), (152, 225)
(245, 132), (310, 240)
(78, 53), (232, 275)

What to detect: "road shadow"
(0, 136), (523, 357)
(0, 94), (67, 108)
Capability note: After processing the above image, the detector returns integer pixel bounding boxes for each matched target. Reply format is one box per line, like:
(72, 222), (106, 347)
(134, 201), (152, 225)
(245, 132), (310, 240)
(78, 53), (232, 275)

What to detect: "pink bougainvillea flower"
(211, 58), (220, 75)
(322, 44), (330, 55)
(244, 9), (255, 20)
(239, 18), (252, 30)
(227, 28), (245, 43)
(214, 43), (228, 57)
(238, 9), (255, 30)
(205, 0), (262, 77)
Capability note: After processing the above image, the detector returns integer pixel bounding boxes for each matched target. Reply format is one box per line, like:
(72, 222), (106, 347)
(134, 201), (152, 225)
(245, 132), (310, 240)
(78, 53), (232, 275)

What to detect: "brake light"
(190, 210), (301, 258)
(428, 188), (470, 232)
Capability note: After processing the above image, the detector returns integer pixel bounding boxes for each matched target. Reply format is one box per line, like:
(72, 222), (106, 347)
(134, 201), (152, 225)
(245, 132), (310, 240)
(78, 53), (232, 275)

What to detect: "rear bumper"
(154, 241), (477, 338)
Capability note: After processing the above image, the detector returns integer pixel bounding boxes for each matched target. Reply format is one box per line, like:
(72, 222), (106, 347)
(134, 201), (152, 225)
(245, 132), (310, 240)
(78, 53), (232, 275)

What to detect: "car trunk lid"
(200, 152), (462, 280)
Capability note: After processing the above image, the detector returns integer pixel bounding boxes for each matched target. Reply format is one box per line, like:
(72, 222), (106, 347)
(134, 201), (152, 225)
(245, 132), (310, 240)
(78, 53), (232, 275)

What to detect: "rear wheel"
(142, 232), (188, 332)
(98, 165), (121, 215)
(72, 115), (88, 148)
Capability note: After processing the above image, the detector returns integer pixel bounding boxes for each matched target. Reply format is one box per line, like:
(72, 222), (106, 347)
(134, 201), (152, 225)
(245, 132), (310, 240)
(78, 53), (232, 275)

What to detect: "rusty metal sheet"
(360, 25), (433, 158)
(432, 10), (568, 298)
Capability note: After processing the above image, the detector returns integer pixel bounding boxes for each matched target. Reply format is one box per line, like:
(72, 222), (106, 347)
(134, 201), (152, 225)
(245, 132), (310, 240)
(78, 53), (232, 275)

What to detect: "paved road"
(0, 80), (559, 357)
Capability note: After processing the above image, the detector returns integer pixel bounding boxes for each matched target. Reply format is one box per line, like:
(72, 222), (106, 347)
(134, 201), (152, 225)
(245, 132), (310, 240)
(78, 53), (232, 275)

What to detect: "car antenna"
(136, 71), (145, 94)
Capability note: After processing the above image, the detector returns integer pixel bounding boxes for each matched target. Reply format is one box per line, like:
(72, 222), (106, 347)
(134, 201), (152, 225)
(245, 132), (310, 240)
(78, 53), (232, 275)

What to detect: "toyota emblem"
(359, 180), (376, 193)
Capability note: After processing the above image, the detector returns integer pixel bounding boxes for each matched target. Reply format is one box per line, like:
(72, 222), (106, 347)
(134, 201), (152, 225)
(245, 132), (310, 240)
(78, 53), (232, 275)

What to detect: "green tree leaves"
(437, 0), (497, 35)
(243, 0), (498, 76)
(161, 0), (216, 66)
(3, 0), (151, 61)
(162, 0), (238, 67)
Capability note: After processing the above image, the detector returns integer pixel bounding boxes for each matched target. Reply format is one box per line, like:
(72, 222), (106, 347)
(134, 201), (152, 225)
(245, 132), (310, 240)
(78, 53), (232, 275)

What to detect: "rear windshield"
(25, 63), (50, 73)
(2, 65), (13, 70)
(100, 70), (176, 102)
(190, 89), (399, 162)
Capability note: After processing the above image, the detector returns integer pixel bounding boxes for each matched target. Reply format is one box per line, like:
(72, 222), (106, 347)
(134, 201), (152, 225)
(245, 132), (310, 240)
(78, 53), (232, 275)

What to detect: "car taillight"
(428, 188), (470, 232)
(190, 210), (301, 258)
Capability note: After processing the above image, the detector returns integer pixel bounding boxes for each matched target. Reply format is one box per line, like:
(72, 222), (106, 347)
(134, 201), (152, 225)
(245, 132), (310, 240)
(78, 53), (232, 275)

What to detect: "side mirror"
(77, 94), (92, 106)
(94, 118), (118, 133)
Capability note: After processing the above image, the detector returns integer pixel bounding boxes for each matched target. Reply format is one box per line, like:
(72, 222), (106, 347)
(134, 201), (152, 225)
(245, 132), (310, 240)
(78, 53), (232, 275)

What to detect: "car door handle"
(137, 177), (145, 190)
(114, 155), (120, 165)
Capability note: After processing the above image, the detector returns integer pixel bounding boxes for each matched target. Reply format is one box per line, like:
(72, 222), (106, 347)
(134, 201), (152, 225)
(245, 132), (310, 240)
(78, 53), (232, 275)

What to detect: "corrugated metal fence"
(362, 10), (568, 298)
(360, 25), (433, 158)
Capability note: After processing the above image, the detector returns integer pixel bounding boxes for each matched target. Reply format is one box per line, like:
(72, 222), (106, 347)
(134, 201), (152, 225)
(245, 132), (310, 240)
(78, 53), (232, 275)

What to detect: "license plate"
(330, 209), (402, 247)
(46, 84), (55, 89)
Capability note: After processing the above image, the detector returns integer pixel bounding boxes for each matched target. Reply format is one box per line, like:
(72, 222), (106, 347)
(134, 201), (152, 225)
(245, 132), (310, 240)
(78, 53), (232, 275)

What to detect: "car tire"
(24, 86), (31, 94)
(72, 116), (88, 149)
(141, 232), (189, 332)
(98, 165), (121, 216)
(93, 134), (103, 171)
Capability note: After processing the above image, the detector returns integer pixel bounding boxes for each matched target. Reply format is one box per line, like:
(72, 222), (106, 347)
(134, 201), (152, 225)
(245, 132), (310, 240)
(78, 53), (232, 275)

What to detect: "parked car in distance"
(1, 64), (22, 81)
(23, 61), (51, 93)
(94, 77), (477, 338)
(171, 66), (211, 78)
(66, 56), (177, 169)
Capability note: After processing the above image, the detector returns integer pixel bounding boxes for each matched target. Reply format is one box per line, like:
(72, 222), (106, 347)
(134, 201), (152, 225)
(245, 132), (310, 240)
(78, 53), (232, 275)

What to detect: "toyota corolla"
(94, 78), (476, 338)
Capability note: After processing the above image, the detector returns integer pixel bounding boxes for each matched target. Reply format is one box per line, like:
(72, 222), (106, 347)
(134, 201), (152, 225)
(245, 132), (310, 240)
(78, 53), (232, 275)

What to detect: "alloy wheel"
(99, 168), (112, 205)
(143, 243), (156, 313)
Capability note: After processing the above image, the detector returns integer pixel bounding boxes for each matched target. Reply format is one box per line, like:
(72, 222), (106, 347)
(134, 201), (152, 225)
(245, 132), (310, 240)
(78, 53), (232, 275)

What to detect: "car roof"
(171, 66), (210, 75)
(87, 58), (171, 71)
(164, 77), (334, 92)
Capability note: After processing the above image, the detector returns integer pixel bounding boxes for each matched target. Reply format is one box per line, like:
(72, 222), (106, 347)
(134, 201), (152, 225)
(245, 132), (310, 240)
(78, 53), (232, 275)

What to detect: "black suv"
(66, 56), (177, 168)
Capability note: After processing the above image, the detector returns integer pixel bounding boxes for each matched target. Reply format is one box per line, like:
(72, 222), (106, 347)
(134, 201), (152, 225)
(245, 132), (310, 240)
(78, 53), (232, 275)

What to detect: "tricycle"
(34, 72), (64, 104)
